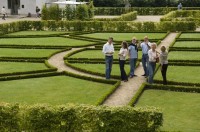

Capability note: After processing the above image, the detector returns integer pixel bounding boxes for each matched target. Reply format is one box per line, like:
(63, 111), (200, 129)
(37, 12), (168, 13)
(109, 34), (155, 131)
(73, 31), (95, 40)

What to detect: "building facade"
(0, 0), (73, 15)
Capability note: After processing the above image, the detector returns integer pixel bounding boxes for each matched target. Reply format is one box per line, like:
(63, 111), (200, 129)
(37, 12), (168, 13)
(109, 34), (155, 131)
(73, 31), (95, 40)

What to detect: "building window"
(8, 0), (20, 9)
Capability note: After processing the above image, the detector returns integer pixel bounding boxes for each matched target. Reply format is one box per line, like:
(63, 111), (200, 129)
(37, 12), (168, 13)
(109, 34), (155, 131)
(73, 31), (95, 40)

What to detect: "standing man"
(128, 37), (138, 78)
(102, 37), (114, 79)
(1, 6), (6, 20)
(36, 6), (40, 18)
(140, 36), (151, 77)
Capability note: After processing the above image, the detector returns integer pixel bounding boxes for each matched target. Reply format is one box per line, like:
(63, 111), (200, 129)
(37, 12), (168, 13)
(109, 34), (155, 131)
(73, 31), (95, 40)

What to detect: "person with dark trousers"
(118, 41), (128, 82)
(36, 6), (40, 18)
(148, 43), (158, 84)
(102, 37), (114, 79)
(1, 6), (6, 20)
(159, 46), (168, 85)
(140, 36), (151, 77)
(128, 37), (138, 78)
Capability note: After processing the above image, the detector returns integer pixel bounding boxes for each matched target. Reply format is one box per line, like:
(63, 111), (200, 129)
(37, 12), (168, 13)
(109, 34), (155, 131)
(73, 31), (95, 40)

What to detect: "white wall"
(0, 0), (11, 15)
(18, 0), (36, 15)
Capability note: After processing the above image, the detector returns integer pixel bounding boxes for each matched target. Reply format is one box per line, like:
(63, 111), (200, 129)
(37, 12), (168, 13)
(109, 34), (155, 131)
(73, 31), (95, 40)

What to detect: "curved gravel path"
(48, 33), (178, 106)
(48, 48), (104, 79)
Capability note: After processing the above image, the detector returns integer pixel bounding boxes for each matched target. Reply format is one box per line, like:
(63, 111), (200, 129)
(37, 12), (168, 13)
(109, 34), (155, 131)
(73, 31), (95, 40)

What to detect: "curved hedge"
(0, 103), (163, 131)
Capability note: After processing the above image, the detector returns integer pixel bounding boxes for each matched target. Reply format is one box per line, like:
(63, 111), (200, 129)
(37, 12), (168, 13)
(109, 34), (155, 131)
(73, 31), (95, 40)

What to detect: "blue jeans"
(119, 59), (128, 81)
(129, 58), (137, 76)
(148, 62), (156, 84)
(105, 56), (113, 79)
(142, 54), (149, 76)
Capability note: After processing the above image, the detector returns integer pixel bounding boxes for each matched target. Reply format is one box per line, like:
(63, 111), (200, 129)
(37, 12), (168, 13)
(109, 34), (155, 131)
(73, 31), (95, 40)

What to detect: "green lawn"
(0, 62), (49, 74)
(0, 48), (60, 58)
(0, 75), (114, 105)
(154, 66), (200, 83)
(79, 33), (167, 41)
(69, 50), (142, 60)
(69, 63), (130, 77)
(168, 51), (200, 61)
(0, 37), (94, 47)
(6, 31), (67, 36)
(173, 41), (200, 48)
(136, 90), (200, 131)
(179, 33), (200, 39)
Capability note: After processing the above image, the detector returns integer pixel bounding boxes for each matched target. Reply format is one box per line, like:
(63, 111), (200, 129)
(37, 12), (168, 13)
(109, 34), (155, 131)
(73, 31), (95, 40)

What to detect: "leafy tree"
(41, 5), (49, 20)
(64, 5), (76, 20)
(88, 0), (95, 19)
(76, 4), (89, 20)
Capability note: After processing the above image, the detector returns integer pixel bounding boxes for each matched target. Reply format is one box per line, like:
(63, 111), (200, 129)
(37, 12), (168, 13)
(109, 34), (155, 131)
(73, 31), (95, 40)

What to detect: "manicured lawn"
(6, 31), (67, 36)
(0, 62), (48, 74)
(0, 37), (94, 47)
(179, 33), (200, 39)
(0, 48), (60, 58)
(79, 33), (167, 41)
(136, 89), (200, 131)
(69, 50), (142, 60)
(154, 66), (200, 83)
(69, 63), (130, 77)
(168, 51), (200, 61)
(173, 41), (200, 48)
(0, 75), (114, 105)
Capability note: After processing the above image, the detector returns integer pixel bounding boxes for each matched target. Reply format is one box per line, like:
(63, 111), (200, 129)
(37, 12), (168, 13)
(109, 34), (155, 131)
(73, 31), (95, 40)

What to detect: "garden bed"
(154, 66), (200, 84)
(136, 89), (200, 131)
(0, 75), (115, 105)
(78, 32), (168, 41)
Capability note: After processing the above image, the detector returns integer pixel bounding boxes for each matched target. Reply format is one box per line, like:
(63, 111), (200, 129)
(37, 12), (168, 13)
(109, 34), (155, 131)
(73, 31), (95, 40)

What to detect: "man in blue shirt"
(140, 36), (151, 77)
(128, 37), (138, 78)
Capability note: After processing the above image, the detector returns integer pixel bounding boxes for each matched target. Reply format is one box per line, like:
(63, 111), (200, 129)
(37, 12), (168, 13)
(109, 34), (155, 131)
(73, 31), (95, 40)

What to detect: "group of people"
(102, 36), (168, 85)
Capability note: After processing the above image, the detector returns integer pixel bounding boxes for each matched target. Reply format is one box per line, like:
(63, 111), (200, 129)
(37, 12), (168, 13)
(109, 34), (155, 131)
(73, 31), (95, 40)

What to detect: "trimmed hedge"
(0, 103), (163, 131)
(161, 10), (200, 26)
(94, 11), (137, 21)
(94, 7), (200, 15)
(0, 20), (196, 35)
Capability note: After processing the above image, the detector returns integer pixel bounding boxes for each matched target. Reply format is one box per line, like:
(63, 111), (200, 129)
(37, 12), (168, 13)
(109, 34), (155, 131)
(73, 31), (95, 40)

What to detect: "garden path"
(134, 15), (162, 22)
(103, 32), (178, 106)
(48, 47), (104, 79)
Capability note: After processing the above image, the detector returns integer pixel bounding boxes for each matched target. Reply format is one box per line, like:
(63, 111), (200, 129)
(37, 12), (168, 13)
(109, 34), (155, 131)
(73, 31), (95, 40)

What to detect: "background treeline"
(42, 1), (94, 21)
(92, 0), (200, 7)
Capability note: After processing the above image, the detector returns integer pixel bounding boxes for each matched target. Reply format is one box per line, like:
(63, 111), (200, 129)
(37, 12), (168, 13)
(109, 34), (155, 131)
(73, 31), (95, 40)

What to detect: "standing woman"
(118, 41), (128, 82)
(160, 46), (168, 85)
(148, 43), (158, 84)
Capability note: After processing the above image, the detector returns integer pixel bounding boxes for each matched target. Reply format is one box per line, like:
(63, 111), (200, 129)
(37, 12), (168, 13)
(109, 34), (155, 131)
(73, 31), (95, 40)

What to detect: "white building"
(0, 0), (76, 16)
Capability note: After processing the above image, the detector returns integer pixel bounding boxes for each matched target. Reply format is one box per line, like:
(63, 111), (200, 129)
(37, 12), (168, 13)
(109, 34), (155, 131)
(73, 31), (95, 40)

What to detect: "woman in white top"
(118, 41), (128, 82)
(160, 46), (168, 85)
(148, 43), (159, 84)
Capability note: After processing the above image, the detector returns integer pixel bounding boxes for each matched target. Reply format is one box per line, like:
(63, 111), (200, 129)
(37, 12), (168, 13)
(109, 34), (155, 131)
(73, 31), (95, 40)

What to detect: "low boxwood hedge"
(0, 103), (163, 131)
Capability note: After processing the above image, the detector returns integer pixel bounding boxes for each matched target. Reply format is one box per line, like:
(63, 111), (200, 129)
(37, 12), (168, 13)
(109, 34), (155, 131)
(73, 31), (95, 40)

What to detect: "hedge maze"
(0, 18), (200, 130)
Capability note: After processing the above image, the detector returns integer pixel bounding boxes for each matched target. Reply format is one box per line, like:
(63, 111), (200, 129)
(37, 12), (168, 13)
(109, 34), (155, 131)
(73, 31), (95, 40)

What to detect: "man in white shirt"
(102, 37), (114, 79)
(140, 36), (151, 77)
(1, 6), (6, 20)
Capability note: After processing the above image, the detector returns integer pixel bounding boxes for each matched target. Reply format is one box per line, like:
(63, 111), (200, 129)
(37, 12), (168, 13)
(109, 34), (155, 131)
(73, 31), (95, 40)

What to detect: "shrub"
(88, 0), (95, 19)
(41, 5), (49, 20)
(76, 4), (89, 20)
(64, 5), (76, 21)
(0, 103), (163, 131)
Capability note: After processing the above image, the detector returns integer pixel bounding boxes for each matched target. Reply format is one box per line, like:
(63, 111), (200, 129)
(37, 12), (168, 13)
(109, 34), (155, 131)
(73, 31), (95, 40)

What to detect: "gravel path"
(103, 32), (178, 106)
(48, 48), (104, 79)
(134, 15), (162, 22)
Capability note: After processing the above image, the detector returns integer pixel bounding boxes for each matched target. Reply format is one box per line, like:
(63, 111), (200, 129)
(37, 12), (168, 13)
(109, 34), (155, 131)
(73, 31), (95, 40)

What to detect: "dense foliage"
(42, 2), (94, 20)
(0, 103), (162, 131)
(93, 0), (200, 7)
